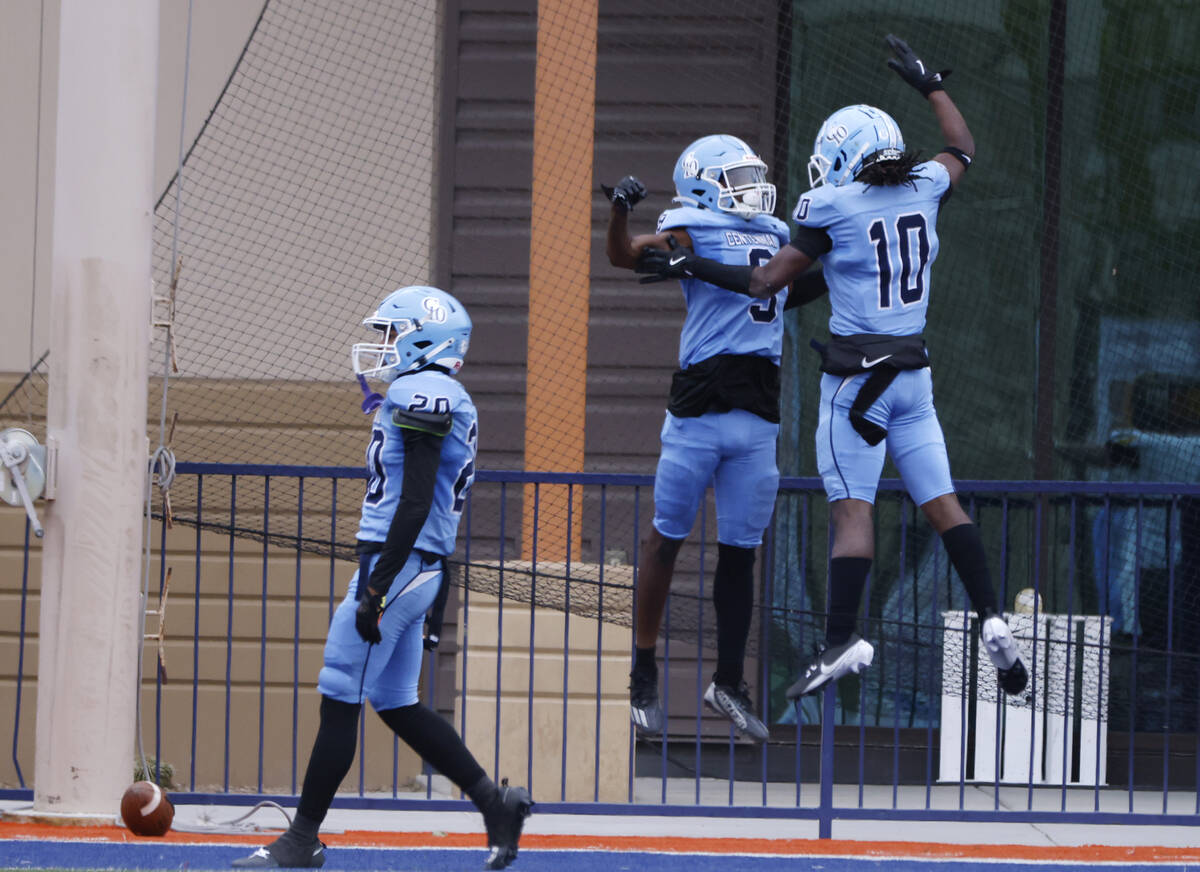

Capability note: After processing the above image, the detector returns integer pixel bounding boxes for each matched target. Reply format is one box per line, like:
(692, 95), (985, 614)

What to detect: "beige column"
(34, 0), (158, 816)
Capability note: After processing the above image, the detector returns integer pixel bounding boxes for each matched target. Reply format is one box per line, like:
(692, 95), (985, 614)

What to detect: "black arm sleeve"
(788, 226), (833, 260)
(784, 268), (829, 311)
(683, 256), (754, 294)
(365, 426), (445, 595)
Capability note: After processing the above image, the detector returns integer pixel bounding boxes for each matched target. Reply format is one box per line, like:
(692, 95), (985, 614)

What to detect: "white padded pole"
(34, 0), (158, 815)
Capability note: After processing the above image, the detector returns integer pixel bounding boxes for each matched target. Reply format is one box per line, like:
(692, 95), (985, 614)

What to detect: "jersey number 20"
(451, 420), (478, 514)
(364, 428), (387, 505)
(868, 213), (929, 309)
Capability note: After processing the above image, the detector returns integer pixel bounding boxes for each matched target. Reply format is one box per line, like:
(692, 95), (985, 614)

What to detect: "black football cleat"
(703, 680), (769, 742)
(232, 835), (325, 868)
(785, 634), (875, 699)
(482, 778), (534, 870)
(629, 667), (665, 735)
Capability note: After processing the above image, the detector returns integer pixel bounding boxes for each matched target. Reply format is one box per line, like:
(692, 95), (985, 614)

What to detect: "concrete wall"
(1, 502), (637, 797)
(0, 501), (425, 792)
(454, 587), (632, 803)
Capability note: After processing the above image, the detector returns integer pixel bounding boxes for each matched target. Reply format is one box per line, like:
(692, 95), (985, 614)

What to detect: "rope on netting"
(137, 0), (194, 791)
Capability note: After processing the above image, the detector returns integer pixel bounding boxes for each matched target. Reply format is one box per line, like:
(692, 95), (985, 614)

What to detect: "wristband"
(940, 146), (973, 170)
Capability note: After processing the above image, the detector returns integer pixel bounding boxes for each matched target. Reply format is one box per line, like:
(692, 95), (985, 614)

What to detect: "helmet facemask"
(807, 152), (833, 188)
(352, 317), (419, 383)
(710, 159), (776, 217)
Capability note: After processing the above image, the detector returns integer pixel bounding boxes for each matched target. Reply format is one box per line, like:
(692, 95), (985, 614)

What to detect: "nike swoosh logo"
(806, 655), (839, 676)
(669, 255), (687, 266)
(817, 660), (837, 675)
(861, 354), (892, 368)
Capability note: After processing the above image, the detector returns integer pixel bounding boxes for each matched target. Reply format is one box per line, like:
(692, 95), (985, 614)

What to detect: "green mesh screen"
(771, 0), (1200, 732)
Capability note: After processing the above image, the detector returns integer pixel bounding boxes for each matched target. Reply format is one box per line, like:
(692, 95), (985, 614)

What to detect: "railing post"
(818, 683), (835, 838)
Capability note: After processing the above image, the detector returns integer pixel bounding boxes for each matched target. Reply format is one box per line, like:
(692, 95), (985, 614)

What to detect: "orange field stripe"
(1, 821), (1198, 862)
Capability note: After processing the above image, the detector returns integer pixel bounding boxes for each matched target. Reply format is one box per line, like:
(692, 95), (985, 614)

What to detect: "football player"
(636, 36), (1029, 701)
(234, 287), (532, 870)
(604, 135), (827, 741)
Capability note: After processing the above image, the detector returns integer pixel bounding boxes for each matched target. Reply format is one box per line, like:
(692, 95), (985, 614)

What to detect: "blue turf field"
(0, 841), (1197, 872)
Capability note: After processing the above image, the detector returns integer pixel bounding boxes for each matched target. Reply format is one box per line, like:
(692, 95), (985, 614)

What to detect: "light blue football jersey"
(356, 369), (478, 556)
(792, 160), (950, 337)
(656, 206), (791, 368)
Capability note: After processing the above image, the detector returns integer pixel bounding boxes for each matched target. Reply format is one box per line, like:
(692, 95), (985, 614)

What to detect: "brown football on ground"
(120, 780), (174, 836)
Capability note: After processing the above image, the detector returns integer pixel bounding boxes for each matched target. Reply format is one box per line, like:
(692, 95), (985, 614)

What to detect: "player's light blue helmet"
(352, 285), (472, 382)
(807, 105), (905, 188)
(671, 134), (776, 219)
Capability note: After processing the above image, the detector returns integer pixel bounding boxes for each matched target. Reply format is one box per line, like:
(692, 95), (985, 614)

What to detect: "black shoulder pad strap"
(392, 407), (453, 436)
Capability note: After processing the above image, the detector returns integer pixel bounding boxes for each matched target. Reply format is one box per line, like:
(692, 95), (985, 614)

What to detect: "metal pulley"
(0, 428), (48, 538)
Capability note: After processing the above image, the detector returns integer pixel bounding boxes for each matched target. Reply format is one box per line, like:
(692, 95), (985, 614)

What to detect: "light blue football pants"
(317, 549), (442, 710)
(815, 368), (955, 506)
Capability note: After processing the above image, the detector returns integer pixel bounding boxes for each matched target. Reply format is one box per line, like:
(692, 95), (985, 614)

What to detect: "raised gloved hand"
(355, 587), (385, 644)
(601, 175), (648, 213)
(885, 34), (950, 97)
(634, 235), (694, 284)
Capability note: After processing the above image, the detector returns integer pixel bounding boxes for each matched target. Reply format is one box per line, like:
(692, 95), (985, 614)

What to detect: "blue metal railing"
(5, 464), (1198, 833)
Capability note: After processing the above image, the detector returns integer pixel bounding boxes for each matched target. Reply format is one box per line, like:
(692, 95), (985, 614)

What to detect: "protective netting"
(150, 0), (438, 437)
(3, 0), (1198, 742)
(0, 352), (48, 438)
(145, 0), (451, 589)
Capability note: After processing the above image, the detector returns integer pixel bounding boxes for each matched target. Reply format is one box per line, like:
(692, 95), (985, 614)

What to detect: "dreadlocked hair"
(855, 150), (925, 189)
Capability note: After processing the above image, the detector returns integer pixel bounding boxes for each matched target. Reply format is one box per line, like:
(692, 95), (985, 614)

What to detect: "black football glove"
(634, 236), (694, 284)
(885, 34), (950, 97)
(355, 587), (385, 644)
(601, 175), (647, 213)
(422, 624), (441, 651)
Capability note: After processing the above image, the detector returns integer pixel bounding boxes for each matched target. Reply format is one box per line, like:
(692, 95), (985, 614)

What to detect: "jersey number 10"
(868, 213), (930, 310)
